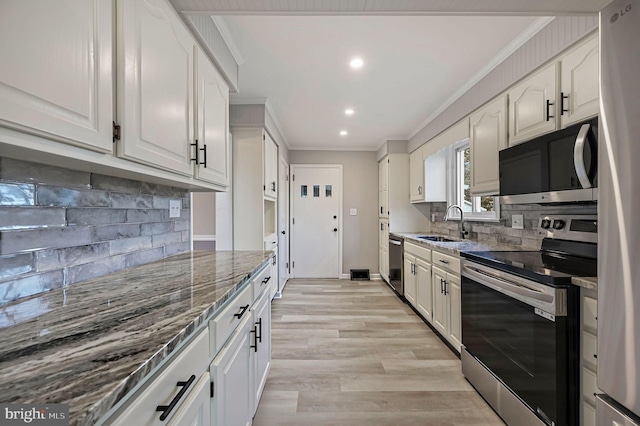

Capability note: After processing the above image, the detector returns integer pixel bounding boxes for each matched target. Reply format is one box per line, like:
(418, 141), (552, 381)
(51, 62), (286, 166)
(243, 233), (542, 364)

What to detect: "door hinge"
(292, 261), (295, 269)
(263, 134), (265, 141)
(112, 121), (121, 142)
(292, 218), (295, 225)
(286, 175), (289, 181)
(286, 262), (289, 269)
(263, 185), (266, 191)
(292, 174), (295, 181)
(210, 381), (215, 398)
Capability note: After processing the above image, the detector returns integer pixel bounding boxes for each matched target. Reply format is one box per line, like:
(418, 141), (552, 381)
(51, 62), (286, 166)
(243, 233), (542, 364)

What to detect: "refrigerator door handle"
(574, 123), (593, 189)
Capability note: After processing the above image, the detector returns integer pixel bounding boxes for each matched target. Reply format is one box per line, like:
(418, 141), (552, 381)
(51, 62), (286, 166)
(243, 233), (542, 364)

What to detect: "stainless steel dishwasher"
(388, 235), (403, 297)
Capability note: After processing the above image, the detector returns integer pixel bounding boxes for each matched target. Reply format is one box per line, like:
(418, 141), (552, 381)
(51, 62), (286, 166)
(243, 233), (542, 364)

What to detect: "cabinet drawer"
(583, 402), (596, 426)
(251, 264), (271, 303)
(432, 251), (460, 274)
(210, 284), (253, 356)
(108, 329), (209, 426)
(583, 296), (597, 333)
(405, 242), (431, 262)
(582, 331), (597, 368)
(583, 367), (597, 406)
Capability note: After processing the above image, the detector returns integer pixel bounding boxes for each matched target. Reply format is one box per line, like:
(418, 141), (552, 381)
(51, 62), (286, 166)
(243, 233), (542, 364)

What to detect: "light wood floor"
(253, 279), (505, 426)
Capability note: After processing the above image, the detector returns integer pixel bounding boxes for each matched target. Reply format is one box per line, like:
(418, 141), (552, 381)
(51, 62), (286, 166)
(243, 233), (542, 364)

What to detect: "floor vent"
(350, 269), (370, 281)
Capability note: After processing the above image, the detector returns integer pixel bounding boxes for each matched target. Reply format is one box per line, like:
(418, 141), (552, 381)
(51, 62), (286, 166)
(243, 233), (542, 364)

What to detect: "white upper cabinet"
(0, 0), (113, 152)
(194, 48), (230, 188)
(263, 132), (278, 199)
(378, 158), (389, 217)
(560, 33), (599, 128)
(117, 0), (194, 176)
(508, 62), (559, 146)
(470, 95), (507, 196)
(409, 146), (425, 203)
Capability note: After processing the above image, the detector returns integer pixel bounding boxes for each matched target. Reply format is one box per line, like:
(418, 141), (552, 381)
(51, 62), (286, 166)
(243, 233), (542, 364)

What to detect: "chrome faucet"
(444, 204), (469, 239)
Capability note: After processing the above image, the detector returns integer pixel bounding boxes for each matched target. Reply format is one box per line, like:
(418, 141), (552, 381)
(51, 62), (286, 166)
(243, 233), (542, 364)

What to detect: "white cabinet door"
(470, 95), (507, 196)
(560, 33), (599, 128)
(195, 49), (230, 187)
(508, 62), (558, 146)
(404, 254), (417, 307)
(415, 258), (433, 323)
(263, 133), (278, 199)
(446, 273), (462, 352)
(0, 0), (113, 152)
(409, 147), (425, 203)
(251, 290), (272, 414)
(167, 373), (211, 426)
(432, 266), (447, 337)
(117, 0), (193, 176)
(379, 158), (389, 217)
(210, 315), (253, 426)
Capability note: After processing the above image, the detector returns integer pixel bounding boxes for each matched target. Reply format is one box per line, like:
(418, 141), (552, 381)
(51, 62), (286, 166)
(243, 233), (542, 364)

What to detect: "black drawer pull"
(261, 276), (271, 286)
(190, 140), (199, 165)
(546, 99), (554, 121)
(438, 259), (450, 264)
(250, 326), (258, 352)
(234, 304), (250, 319)
(200, 144), (207, 168)
(156, 374), (196, 421)
(256, 318), (263, 342)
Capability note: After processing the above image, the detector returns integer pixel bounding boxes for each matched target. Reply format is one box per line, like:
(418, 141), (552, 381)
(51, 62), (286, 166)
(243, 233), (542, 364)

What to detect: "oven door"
(461, 261), (578, 426)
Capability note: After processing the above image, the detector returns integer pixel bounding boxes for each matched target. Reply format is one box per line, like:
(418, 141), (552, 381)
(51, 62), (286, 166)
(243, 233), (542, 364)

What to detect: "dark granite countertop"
(391, 232), (526, 255)
(0, 250), (271, 425)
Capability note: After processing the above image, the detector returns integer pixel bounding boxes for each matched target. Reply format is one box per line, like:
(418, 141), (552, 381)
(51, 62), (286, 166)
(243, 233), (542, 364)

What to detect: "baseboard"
(340, 273), (381, 281)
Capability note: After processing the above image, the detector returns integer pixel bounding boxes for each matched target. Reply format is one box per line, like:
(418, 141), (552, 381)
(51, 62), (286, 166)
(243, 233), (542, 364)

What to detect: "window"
(447, 139), (499, 221)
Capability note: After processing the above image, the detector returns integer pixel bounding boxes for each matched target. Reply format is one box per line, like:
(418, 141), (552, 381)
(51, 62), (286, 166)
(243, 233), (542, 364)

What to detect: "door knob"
(333, 228), (338, 232)
(281, 230), (286, 235)
(333, 215), (337, 219)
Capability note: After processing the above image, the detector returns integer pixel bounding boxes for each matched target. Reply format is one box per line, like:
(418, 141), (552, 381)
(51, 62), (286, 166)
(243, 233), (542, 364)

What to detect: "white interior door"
(290, 165), (342, 278)
(277, 157), (290, 294)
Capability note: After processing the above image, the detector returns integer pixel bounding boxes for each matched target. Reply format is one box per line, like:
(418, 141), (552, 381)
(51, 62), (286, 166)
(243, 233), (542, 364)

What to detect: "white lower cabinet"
(404, 254), (417, 307)
(431, 253), (462, 353)
(210, 314), (253, 426)
(251, 288), (272, 414)
(415, 258), (433, 323)
(167, 373), (211, 426)
(581, 289), (598, 426)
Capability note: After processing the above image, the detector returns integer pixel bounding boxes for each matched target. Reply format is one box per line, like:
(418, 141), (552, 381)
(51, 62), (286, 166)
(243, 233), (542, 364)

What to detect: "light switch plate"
(169, 199), (181, 218)
(512, 214), (524, 229)
(350, 208), (357, 216)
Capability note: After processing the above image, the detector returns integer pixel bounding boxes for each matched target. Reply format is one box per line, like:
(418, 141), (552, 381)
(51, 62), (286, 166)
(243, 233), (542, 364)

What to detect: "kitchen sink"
(415, 235), (459, 243)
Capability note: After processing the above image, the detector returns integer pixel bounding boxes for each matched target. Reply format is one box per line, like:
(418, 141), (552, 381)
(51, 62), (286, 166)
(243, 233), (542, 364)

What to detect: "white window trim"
(445, 138), (500, 222)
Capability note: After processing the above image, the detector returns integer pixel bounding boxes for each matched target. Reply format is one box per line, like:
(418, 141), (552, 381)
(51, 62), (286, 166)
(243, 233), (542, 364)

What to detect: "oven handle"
(462, 263), (555, 305)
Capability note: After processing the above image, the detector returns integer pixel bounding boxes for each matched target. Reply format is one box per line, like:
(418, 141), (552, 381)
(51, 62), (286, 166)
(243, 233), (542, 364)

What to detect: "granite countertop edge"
(80, 253), (272, 426)
(571, 276), (598, 291)
(391, 232), (526, 254)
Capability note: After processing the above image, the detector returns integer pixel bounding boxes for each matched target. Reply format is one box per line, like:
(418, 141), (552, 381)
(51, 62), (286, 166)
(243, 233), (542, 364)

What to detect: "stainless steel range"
(460, 215), (597, 426)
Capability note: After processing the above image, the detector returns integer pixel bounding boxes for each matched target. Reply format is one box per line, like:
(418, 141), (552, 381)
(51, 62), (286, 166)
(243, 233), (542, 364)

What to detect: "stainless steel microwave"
(499, 117), (598, 204)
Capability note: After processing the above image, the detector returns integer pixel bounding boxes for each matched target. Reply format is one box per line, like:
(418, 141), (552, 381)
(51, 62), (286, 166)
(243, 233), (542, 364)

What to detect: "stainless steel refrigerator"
(597, 0), (640, 424)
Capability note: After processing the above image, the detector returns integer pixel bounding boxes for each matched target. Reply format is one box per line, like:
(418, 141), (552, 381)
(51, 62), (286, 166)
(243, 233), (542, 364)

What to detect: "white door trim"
(290, 164), (343, 279)
(277, 155), (290, 296)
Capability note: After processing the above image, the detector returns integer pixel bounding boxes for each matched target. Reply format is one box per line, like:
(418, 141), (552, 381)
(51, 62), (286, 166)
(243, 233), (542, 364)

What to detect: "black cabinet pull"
(256, 318), (263, 342)
(333, 228), (338, 232)
(261, 276), (271, 286)
(546, 100), (554, 121)
(443, 280), (448, 296)
(438, 259), (449, 264)
(234, 304), (250, 319)
(250, 326), (258, 352)
(440, 278), (445, 294)
(560, 92), (569, 115)
(200, 144), (207, 168)
(190, 140), (199, 165)
(271, 181), (276, 192)
(380, 206), (383, 214)
(156, 374), (196, 421)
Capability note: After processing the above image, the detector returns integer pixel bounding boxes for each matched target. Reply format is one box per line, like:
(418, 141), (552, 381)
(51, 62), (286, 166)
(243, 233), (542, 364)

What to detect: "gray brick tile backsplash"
(35, 243), (111, 272)
(0, 253), (34, 281)
(125, 247), (164, 268)
(1, 227), (93, 255)
(90, 174), (142, 194)
(66, 255), (126, 286)
(37, 185), (110, 207)
(109, 236), (153, 255)
(67, 208), (128, 226)
(126, 209), (164, 223)
(93, 223), (141, 242)
(110, 192), (153, 209)
(0, 157), (192, 305)
(141, 222), (174, 236)
(0, 183), (35, 206)
(0, 270), (65, 304)
(0, 158), (91, 189)
(0, 207), (66, 230)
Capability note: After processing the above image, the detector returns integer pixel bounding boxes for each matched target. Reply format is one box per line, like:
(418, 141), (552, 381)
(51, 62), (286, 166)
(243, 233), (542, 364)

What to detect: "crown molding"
(209, 16), (245, 65)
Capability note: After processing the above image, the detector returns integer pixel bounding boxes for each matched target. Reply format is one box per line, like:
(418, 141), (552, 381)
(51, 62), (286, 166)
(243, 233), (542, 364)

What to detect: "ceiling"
(171, 1), (609, 151)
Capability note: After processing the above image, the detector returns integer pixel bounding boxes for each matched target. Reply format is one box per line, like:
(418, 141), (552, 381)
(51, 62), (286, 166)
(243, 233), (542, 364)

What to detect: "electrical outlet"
(350, 208), (357, 216)
(431, 213), (436, 222)
(169, 199), (181, 218)
(512, 214), (524, 229)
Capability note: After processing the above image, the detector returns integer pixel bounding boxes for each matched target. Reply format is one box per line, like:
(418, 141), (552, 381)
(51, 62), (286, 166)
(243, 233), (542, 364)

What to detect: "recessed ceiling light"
(345, 109), (354, 116)
(340, 130), (348, 136)
(349, 58), (364, 69)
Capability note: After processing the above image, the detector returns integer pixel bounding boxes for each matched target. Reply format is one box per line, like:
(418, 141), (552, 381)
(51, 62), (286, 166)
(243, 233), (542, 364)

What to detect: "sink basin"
(416, 235), (458, 243)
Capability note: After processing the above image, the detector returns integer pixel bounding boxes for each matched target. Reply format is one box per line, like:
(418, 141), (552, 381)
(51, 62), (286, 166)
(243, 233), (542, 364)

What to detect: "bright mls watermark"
(1, 404), (68, 425)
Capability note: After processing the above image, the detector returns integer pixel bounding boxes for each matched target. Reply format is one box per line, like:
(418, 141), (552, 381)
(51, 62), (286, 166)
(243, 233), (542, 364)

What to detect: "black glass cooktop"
(461, 239), (597, 286)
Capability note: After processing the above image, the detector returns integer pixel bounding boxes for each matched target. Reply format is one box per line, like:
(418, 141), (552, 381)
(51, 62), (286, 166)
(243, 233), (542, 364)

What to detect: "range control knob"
(553, 219), (566, 230)
(541, 219), (551, 229)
